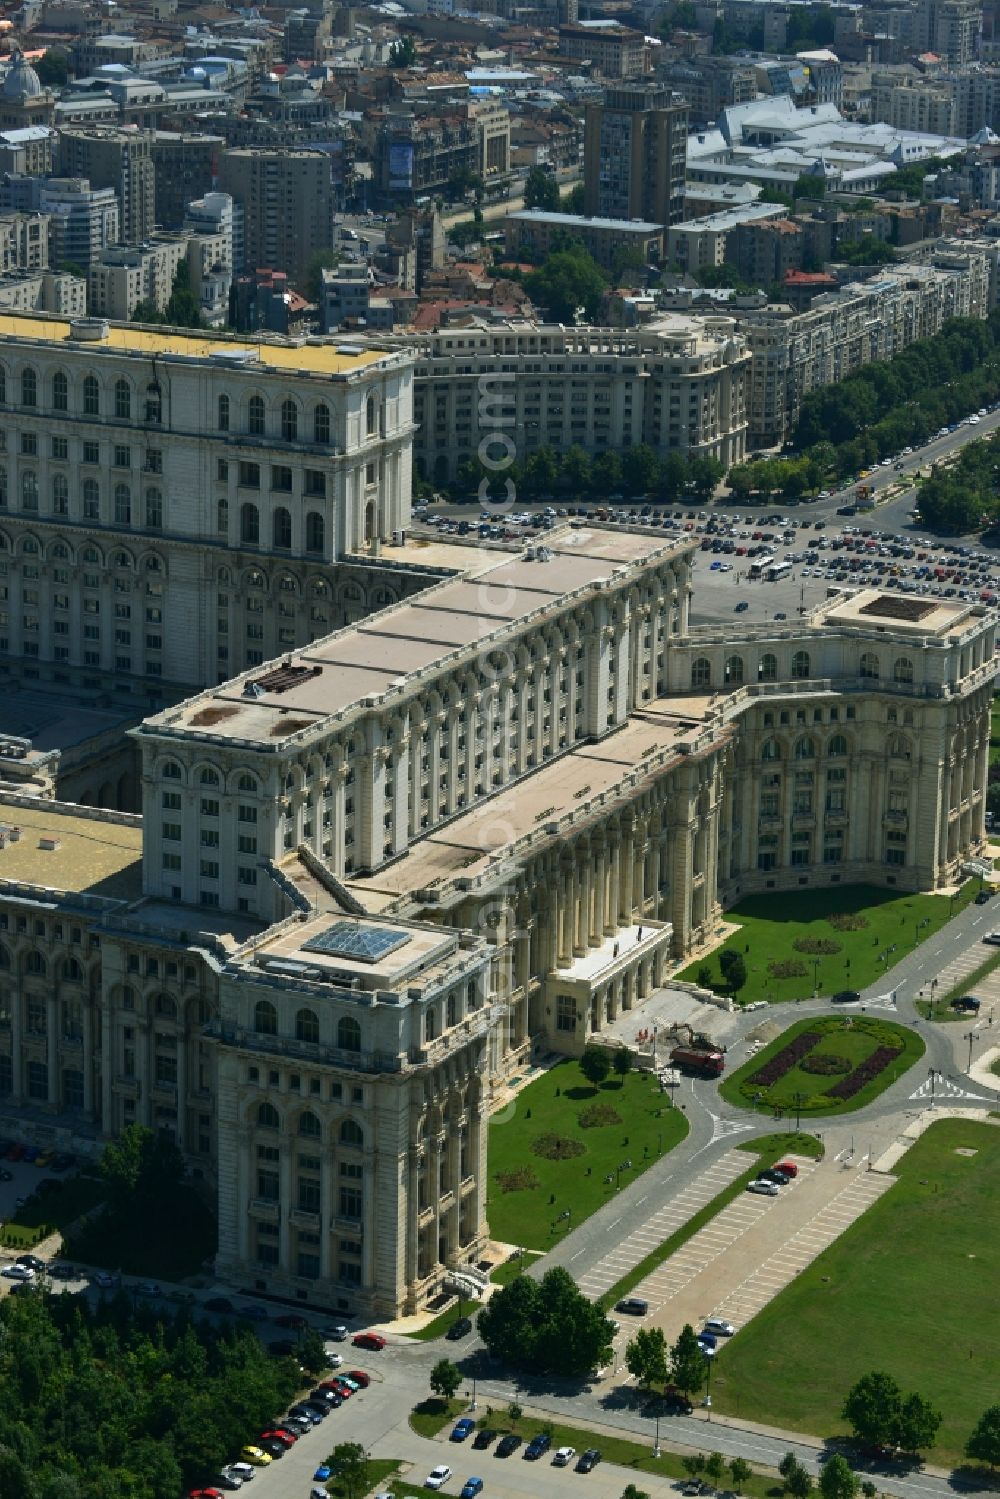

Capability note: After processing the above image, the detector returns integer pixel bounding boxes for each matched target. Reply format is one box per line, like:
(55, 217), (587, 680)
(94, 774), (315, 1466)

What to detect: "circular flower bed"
(800, 1052), (852, 1076)
(579, 1103), (622, 1128)
(793, 937), (843, 956)
(531, 1133), (586, 1161)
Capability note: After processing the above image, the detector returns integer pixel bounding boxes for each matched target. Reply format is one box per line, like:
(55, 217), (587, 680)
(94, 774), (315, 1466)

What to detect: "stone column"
(175, 1035), (187, 1151)
(82, 1003), (94, 1117)
(100, 1008), (113, 1134)
(237, 1125), (252, 1266)
(278, 1140), (294, 1275)
(8, 987), (23, 1106)
(46, 994), (58, 1107)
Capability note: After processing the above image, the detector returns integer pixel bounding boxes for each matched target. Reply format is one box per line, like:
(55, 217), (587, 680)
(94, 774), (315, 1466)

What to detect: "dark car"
(758, 1167), (791, 1186)
(472, 1430), (497, 1451)
(496, 1434), (522, 1458)
(303, 1402), (330, 1421)
(831, 989), (861, 1004)
(976, 889), (993, 905)
(311, 1387), (342, 1407)
(524, 1434), (551, 1461)
(951, 995), (982, 1012)
(576, 1449), (602, 1473)
(15, 1254), (45, 1273)
(259, 1441), (285, 1459)
(446, 1315), (473, 1341)
(614, 1297), (649, 1316)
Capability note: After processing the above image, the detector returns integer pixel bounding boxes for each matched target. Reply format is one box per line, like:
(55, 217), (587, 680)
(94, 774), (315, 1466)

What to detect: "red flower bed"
(825, 1044), (902, 1100)
(747, 1031), (822, 1088)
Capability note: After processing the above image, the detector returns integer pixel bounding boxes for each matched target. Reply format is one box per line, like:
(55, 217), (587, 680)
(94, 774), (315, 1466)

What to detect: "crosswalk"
(574, 1150), (749, 1300)
(909, 1074), (994, 1103)
(707, 1112), (757, 1143)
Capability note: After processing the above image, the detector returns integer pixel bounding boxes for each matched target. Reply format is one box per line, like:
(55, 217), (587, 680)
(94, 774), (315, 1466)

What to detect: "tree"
(524, 168), (561, 212)
(897, 1392), (941, 1454)
(705, 1453), (727, 1491)
(780, 1453), (800, 1482)
(818, 1455), (858, 1499)
(842, 1371), (902, 1450)
(429, 1357), (462, 1401)
(730, 1459), (753, 1493)
(100, 1124), (184, 1214)
(613, 1047), (632, 1080)
(524, 248), (608, 322)
(622, 444), (660, 497)
(966, 1405), (1000, 1467)
(669, 1324), (707, 1397)
(478, 1267), (613, 1378)
(302, 248), (341, 303)
(388, 34), (417, 66)
(507, 1400), (522, 1428)
(787, 1466), (813, 1499)
(298, 1327), (329, 1375)
(580, 1046), (612, 1086)
(721, 952), (747, 996)
(624, 1326), (669, 1390)
(562, 183), (586, 214)
(35, 49), (70, 87)
(682, 1455), (707, 1482)
(327, 1443), (368, 1499)
(476, 1273), (538, 1367)
(621, 1488), (650, 1499)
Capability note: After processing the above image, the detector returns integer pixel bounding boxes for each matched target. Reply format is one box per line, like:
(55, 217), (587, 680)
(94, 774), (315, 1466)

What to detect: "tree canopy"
(966, 1404), (1000, 1467)
(524, 247), (608, 323)
(477, 1266), (614, 1377)
(524, 167), (561, 212)
(841, 1371), (941, 1456)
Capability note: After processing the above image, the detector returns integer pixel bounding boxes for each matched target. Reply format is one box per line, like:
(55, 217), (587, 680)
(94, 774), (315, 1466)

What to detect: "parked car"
(614, 1297), (649, 1316)
(758, 1168), (791, 1186)
(472, 1430), (497, 1451)
(1, 1264), (34, 1281)
(951, 995), (981, 1012)
(214, 1473), (243, 1490)
(703, 1319), (735, 1337)
(345, 1369), (370, 1387)
(274, 1313), (307, 1329)
(775, 1162), (798, 1178)
(324, 1324), (349, 1341)
(460, 1480), (484, 1499)
(135, 1282), (161, 1298)
(15, 1254), (44, 1273)
(831, 989), (861, 1004)
(424, 1465), (452, 1490)
(576, 1449), (602, 1473)
(747, 1180), (780, 1196)
(975, 889), (993, 905)
(239, 1448), (271, 1468)
(697, 1331), (717, 1350)
(495, 1435), (522, 1458)
(352, 1332), (386, 1351)
(227, 1464), (256, 1482)
(314, 1467), (331, 1482)
(446, 1316), (473, 1341)
(552, 1447), (576, 1467)
(524, 1434), (551, 1460)
(451, 1419), (476, 1443)
(662, 1386), (694, 1414)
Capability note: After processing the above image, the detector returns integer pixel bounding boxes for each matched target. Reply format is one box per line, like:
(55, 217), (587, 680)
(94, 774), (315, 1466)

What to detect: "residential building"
(150, 131), (224, 230)
(583, 84), (689, 227)
(0, 178), (120, 270)
(729, 218), (804, 285)
(658, 56), (759, 127)
(667, 203), (788, 274)
(912, 0), (982, 66)
(58, 127), (156, 246)
(558, 23), (651, 79)
(505, 209), (664, 271)
(0, 270), (86, 315)
(321, 264), (370, 331)
(218, 148), (332, 283)
(0, 212), (49, 273)
(0, 125), (55, 178)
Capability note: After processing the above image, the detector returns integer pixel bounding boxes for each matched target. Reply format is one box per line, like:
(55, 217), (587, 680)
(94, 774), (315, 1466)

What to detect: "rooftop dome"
(2, 51), (44, 101)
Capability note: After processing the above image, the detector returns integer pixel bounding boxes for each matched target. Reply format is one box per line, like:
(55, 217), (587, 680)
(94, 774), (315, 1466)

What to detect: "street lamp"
(615, 1159), (631, 1189)
(811, 958), (819, 997)
(928, 1066), (940, 1108)
(653, 1410), (661, 1459)
(965, 1030), (977, 1074)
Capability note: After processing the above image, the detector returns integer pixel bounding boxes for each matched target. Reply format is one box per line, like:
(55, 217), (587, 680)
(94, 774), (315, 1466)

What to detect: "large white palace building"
(0, 312), (993, 1318)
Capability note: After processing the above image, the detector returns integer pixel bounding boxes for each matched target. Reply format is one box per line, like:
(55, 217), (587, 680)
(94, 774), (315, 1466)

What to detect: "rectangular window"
(82, 440), (100, 464)
(556, 994), (576, 1032)
(298, 1179), (321, 1213)
(239, 461), (260, 489)
(162, 822), (181, 841)
(162, 852), (181, 870)
(338, 1186), (362, 1219)
(200, 830), (220, 848)
(238, 866), (257, 886)
(114, 444), (131, 468)
(27, 1059), (47, 1101)
(257, 1170), (279, 1201)
(199, 860), (219, 879)
(304, 470), (326, 497)
(238, 834), (257, 854)
(271, 465), (293, 492)
(200, 798), (219, 818)
(51, 436), (68, 460)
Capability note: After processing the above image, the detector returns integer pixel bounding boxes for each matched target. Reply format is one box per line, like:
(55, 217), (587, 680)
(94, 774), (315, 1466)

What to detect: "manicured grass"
(409, 1397), (465, 1438)
(719, 1015), (924, 1117)
(712, 1117), (1000, 1463)
(408, 1305), (474, 1343)
(991, 701), (1000, 764)
(678, 883), (978, 1004)
(490, 1250), (544, 1286)
(487, 1060), (688, 1250)
(598, 1132), (824, 1313)
(325, 1459), (400, 1499)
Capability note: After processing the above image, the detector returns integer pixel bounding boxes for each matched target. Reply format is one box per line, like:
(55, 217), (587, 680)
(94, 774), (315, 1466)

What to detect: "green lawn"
(712, 1118), (1000, 1464)
(324, 1459), (400, 1499)
(0, 1172), (107, 1249)
(991, 700), (1000, 764)
(487, 1060), (688, 1250)
(490, 1250), (544, 1286)
(678, 884), (978, 1004)
(410, 1397), (465, 1438)
(719, 1015), (924, 1117)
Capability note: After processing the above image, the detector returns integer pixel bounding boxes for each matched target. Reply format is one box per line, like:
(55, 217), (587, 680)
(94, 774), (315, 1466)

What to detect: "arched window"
(20, 471), (37, 512)
(761, 738), (780, 761)
(860, 652), (880, 680)
(114, 379), (131, 420)
(155, 993), (176, 1018)
(248, 394), (265, 436)
(724, 655), (744, 686)
(114, 550), (132, 570)
(828, 734), (847, 757)
(200, 767), (219, 786)
(25, 951), (45, 975)
(691, 657), (711, 689)
(305, 511), (325, 555)
(791, 650), (810, 680)
(273, 506), (292, 549)
(758, 653), (777, 683)
(280, 399), (298, 442)
(254, 999), (277, 1035)
(366, 393), (377, 436)
(217, 497), (228, 535)
(893, 656), (913, 684)
(163, 760), (182, 779)
(256, 1101), (279, 1129)
(339, 1118), (364, 1146)
(82, 478), (100, 520)
(52, 371), (67, 412)
(888, 734), (911, 760)
(337, 1015), (361, 1052)
(114, 483), (131, 525)
(218, 393), (230, 432)
(21, 367), (36, 407)
(298, 1110), (320, 1137)
(237, 773), (257, 792)
(241, 502), (259, 545)
(83, 374), (99, 417)
(794, 736), (815, 759)
(62, 957), (83, 982)
(295, 1007), (319, 1043)
(314, 403), (330, 444)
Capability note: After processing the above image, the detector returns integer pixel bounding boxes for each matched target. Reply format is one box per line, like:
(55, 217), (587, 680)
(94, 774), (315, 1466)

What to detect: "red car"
(191, 1490), (224, 1499)
(352, 1332), (385, 1351)
(775, 1160), (799, 1178)
(346, 1370), (370, 1388)
(326, 1380), (353, 1399)
(260, 1430), (296, 1448)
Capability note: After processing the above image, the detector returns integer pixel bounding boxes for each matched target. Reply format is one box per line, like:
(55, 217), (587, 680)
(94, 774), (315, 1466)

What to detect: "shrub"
(828, 912), (869, 931)
(826, 1044), (903, 1100)
(531, 1133), (585, 1161)
(579, 1103), (622, 1128)
(769, 959), (809, 979)
(495, 1167), (539, 1192)
(800, 1052), (852, 1076)
(793, 937), (843, 955)
(747, 1031), (822, 1088)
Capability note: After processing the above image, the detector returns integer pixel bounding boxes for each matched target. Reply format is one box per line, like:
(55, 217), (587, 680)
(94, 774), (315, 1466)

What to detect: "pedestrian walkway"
(574, 1149), (750, 1300)
(909, 1074), (995, 1103)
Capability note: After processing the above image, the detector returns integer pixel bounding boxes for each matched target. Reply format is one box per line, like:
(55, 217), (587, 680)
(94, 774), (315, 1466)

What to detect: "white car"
(327, 1352), (344, 1368)
(1, 1264), (34, 1280)
(228, 1465), (255, 1483)
(983, 931), (1000, 946)
(553, 1447), (576, 1467)
(747, 1179), (780, 1196)
(425, 1467), (452, 1490)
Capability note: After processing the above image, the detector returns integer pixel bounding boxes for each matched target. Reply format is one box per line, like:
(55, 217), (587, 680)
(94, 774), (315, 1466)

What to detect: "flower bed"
(825, 1044), (903, 1100)
(747, 1031), (821, 1088)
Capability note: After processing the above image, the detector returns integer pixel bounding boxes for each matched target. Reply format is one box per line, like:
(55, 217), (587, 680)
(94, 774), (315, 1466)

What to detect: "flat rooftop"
(143, 526), (693, 749)
(0, 687), (140, 756)
(0, 799), (142, 901)
(0, 312), (391, 379)
(346, 697), (714, 910)
(821, 587), (976, 639)
(247, 911), (458, 991)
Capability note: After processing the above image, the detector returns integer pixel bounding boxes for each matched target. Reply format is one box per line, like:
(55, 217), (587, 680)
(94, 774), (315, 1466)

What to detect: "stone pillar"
(278, 1140), (294, 1275)
(8, 988), (23, 1106)
(82, 1003), (95, 1117)
(237, 1125), (252, 1266)
(46, 995), (58, 1107)
(175, 1036), (187, 1151)
(100, 1009), (113, 1134)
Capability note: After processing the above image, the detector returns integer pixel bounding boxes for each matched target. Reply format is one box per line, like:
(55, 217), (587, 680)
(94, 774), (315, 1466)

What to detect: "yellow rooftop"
(0, 312), (389, 379)
(0, 799), (143, 902)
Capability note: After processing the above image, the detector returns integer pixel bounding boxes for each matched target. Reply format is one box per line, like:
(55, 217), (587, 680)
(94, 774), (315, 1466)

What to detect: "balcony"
(883, 809), (908, 826)
(209, 1023), (404, 1075)
(248, 1197), (280, 1222)
(289, 1207), (321, 1230)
